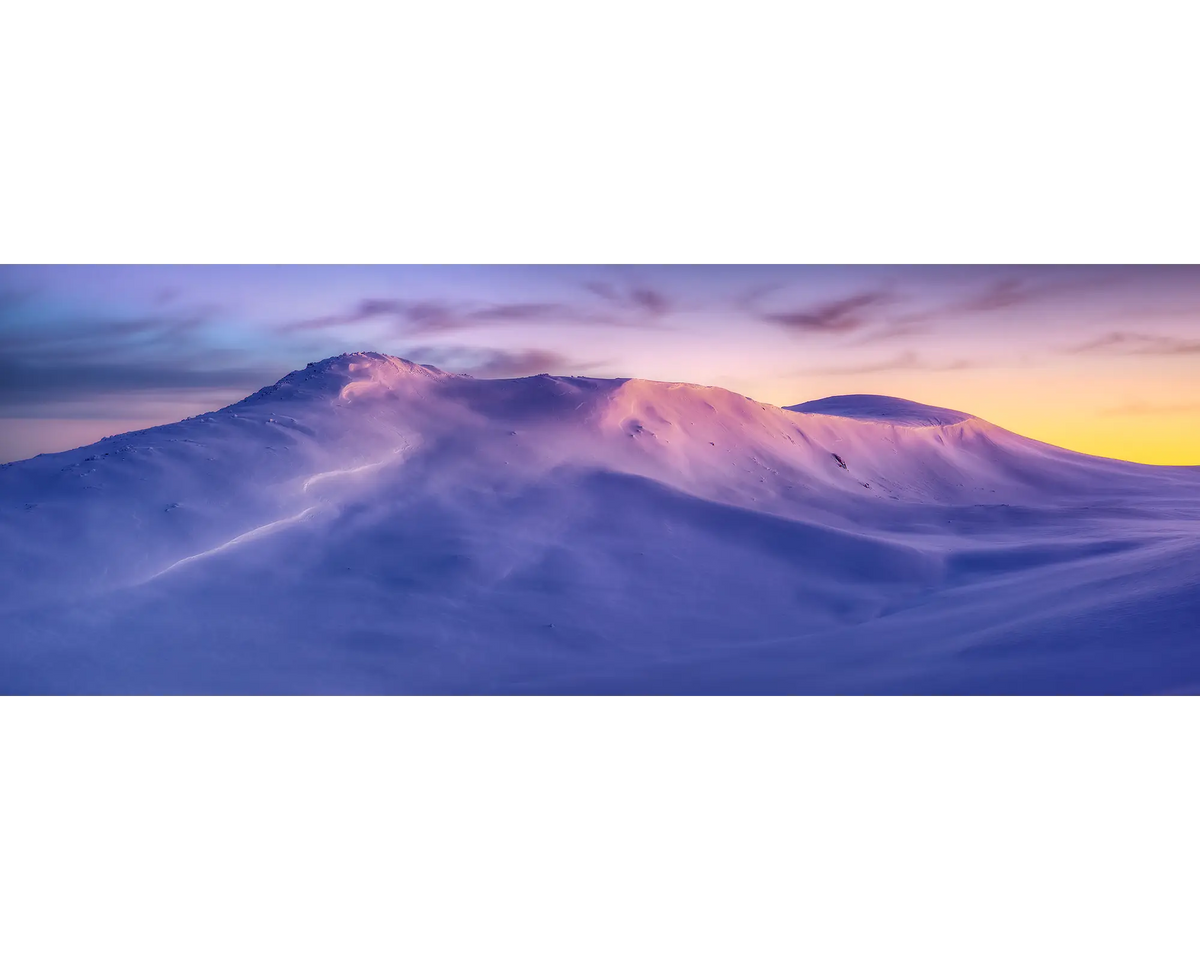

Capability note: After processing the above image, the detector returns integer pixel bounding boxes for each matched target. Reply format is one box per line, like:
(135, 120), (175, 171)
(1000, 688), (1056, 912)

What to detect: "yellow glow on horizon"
(757, 361), (1200, 467)
(1012, 412), (1200, 466)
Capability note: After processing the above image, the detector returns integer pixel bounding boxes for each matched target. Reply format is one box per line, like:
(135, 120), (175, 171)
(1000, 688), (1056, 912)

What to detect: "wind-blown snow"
(2, 352), (1198, 693)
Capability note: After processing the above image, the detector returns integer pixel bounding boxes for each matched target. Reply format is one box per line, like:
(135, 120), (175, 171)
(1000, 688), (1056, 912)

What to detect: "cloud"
(1099, 401), (1200, 417)
(287, 298), (460, 333)
(930, 271), (1118, 318)
(1, 305), (213, 354)
(745, 271), (1093, 343)
(0, 359), (272, 403)
(0, 294), (276, 416)
(761, 290), (893, 334)
(0, 284), (608, 423)
(400, 345), (601, 379)
(467, 303), (562, 322)
(1065, 332), (1200, 356)
(745, 283), (967, 339)
(582, 280), (674, 319)
(952, 276), (1049, 312)
(800, 351), (978, 376)
(459, 348), (581, 378)
(287, 289), (667, 336)
(851, 314), (934, 343)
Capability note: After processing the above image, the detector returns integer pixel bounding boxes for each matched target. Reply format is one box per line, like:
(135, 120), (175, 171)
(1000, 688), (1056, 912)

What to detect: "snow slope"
(2, 352), (1198, 694)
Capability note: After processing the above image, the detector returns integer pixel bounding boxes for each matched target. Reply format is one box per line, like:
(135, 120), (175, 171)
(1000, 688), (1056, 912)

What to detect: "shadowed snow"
(1, 353), (1197, 693)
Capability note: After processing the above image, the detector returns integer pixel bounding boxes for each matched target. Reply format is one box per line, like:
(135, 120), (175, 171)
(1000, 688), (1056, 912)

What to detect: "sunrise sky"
(2, 264), (1199, 465)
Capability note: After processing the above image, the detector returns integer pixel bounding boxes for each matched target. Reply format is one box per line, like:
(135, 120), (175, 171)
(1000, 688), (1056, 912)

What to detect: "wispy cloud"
(456, 348), (588, 378)
(762, 291), (893, 334)
(953, 276), (1048, 312)
(850, 314), (934, 344)
(0, 301), (219, 354)
(936, 271), (1127, 318)
(467, 303), (563, 322)
(746, 272), (1090, 343)
(743, 284), (929, 340)
(0, 294), (275, 415)
(1099, 401), (1200, 417)
(284, 293), (662, 335)
(287, 298), (461, 334)
(800, 351), (978, 376)
(1066, 332), (1200, 356)
(403, 345), (601, 379)
(581, 280), (673, 319)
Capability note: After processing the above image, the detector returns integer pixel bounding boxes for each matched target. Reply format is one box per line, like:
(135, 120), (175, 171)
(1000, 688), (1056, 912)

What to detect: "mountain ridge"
(2, 353), (1198, 693)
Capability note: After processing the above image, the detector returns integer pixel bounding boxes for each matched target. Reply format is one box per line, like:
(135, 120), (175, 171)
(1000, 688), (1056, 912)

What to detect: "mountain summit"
(2, 355), (1198, 693)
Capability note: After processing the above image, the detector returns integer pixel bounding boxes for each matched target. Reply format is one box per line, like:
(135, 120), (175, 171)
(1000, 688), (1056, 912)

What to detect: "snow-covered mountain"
(2, 352), (1198, 693)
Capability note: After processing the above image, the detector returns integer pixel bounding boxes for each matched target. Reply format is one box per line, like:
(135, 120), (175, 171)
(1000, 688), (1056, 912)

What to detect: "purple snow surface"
(2, 353), (1198, 694)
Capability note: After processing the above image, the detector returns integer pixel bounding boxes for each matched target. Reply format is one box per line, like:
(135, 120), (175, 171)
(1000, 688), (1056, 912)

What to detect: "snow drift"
(1, 352), (1197, 693)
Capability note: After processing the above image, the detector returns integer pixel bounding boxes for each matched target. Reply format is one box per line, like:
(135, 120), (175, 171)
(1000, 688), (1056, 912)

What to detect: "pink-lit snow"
(1, 352), (1197, 693)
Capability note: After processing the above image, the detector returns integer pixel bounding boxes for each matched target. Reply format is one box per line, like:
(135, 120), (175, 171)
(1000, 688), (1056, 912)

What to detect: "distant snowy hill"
(2, 352), (1198, 693)
(785, 395), (973, 426)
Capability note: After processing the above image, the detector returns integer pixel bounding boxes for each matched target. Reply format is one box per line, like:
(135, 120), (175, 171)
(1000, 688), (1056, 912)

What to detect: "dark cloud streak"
(289, 286), (675, 336)
(745, 284), (923, 340)
(0, 359), (275, 404)
(401, 345), (600, 379)
(458, 348), (583, 378)
(467, 302), (562, 321)
(763, 291), (892, 334)
(582, 281), (674, 319)
(746, 272), (1096, 342)
(0, 295), (277, 414)
(931, 272), (1131, 319)
(953, 276), (1047, 312)
(1066, 332), (1200, 356)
